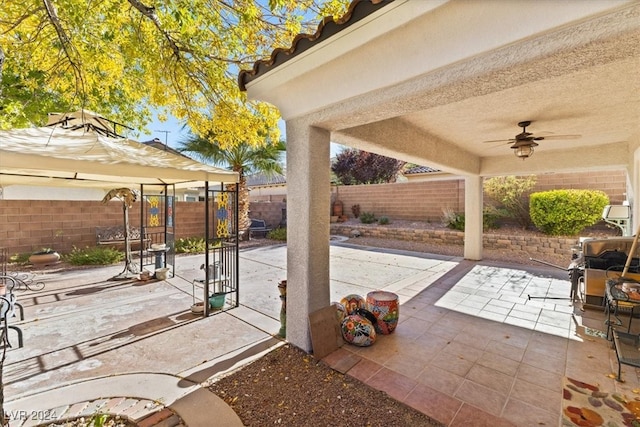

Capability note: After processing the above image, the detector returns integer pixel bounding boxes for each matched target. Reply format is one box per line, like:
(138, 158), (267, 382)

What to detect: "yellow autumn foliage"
(0, 0), (349, 148)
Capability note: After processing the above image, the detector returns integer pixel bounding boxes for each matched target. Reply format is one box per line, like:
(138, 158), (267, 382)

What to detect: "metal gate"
(202, 186), (239, 316)
(139, 185), (176, 277)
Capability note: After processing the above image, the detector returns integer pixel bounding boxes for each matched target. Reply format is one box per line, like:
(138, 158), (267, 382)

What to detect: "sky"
(138, 113), (191, 149)
(138, 111), (345, 157)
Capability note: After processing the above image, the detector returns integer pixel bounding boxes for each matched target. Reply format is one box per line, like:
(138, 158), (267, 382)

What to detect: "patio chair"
(0, 276), (24, 348)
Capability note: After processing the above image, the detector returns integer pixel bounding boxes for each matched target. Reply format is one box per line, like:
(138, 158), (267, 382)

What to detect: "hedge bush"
(359, 212), (377, 224)
(175, 237), (207, 254)
(529, 189), (609, 236)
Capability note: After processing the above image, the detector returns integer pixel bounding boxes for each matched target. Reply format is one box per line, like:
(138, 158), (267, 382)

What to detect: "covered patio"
(239, 0), (640, 354)
(237, 0), (640, 425)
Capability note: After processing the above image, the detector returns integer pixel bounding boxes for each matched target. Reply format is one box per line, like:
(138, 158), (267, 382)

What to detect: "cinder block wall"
(248, 201), (287, 229)
(0, 200), (207, 255)
(331, 171), (627, 222)
(332, 180), (465, 222)
(0, 170), (628, 255)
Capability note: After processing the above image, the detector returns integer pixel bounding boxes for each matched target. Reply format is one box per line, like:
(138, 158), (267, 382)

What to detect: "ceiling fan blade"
(536, 134), (581, 140)
(482, 138), (515, 144)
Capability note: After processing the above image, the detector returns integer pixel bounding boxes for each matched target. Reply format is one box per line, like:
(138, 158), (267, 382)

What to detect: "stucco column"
(464, 175), (483, 260)
(285, 120), (331, 352)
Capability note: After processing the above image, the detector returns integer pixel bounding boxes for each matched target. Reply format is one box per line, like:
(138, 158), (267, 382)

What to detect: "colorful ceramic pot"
(332, 302), (347, 323)
(341, 314), (376, 347)
(340, 294), (366, 315)
(366, 290), (399, 334)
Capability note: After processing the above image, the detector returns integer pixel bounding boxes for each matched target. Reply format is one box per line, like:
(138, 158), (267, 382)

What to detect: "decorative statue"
(102, 188), (138, 280)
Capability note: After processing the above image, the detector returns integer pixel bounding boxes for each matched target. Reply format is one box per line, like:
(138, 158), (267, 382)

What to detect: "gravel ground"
(209, 344), (444, 427)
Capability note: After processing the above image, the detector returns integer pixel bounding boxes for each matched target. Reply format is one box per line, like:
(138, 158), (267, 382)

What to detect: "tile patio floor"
(323, 254), (640, 427)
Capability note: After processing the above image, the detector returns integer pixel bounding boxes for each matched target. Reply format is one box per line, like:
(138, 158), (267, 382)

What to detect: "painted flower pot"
(366, 290), (399, 334)
(341, 314), (376, 347)
(340, 294), (366, 315)
(333, 302), (347, 323)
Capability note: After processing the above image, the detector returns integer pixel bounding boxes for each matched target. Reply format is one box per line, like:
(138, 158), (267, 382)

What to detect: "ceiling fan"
(484, 120), (581, 159)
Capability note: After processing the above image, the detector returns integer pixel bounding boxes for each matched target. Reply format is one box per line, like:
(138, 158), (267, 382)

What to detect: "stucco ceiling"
(244, 0), (640, 177)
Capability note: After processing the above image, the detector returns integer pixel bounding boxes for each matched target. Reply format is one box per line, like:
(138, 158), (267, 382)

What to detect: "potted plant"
(29, 230), (63, 266)
(29, 248), (61, 266)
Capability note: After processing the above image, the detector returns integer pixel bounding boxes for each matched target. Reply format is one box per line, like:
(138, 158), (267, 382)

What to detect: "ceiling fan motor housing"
(511, 139), (539, 149)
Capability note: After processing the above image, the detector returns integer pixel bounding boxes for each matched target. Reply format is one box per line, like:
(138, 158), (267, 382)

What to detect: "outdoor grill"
(569, 237), (640, 308)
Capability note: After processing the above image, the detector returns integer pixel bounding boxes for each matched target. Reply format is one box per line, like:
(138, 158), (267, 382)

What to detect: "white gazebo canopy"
(0, 126), (239, 189)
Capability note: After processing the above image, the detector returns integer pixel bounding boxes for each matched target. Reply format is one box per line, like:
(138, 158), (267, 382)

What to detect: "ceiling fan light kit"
(512, 140), (537, 159)
(483, 120), (581, 160)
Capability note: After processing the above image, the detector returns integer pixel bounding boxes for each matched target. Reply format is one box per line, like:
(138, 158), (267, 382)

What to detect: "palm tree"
(178, 134), (285, 238)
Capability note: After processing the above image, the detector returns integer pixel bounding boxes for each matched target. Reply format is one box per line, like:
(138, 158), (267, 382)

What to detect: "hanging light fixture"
(511, 140), (538, 159)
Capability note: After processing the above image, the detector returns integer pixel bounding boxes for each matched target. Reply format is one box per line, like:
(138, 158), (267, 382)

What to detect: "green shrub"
(65, 246), (124, 266)
(484, 175), (536, 228)
(175, 237), (207, 254)
(482, 207), (501, 230)
(530, 189), (610, 236)
(359, 212), (376, 224)
(10, 253), (31, 265)
(443, 208), (501, 231)
(378, 216), (390, 225)
(267, 227), (287, 241)
(442, 208), (464, 231)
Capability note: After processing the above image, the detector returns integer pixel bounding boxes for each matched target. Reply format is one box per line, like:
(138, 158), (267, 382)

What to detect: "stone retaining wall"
(330, 223), (580, 259)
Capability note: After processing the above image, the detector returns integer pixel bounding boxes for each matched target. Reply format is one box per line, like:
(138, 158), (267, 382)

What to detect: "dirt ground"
(209, 344), (444, 427)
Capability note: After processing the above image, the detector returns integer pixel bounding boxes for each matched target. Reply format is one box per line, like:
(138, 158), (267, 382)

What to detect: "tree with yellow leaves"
(0, 0), (349, 149)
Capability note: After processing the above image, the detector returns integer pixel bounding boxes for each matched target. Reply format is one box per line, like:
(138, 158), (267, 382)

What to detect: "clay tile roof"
(404, 166), (441, 175)
(238, 0), (393, 91)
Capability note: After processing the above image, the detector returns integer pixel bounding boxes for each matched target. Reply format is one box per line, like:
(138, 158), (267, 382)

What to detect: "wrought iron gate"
(202, 186), (239, 315)
(139, 185), (176, 277)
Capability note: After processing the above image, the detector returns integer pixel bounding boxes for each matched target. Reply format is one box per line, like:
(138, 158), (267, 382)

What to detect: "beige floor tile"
(477, 351), (521, 376)
(466, 364), (515, 395)
(516, 363), (563, 392)
(404, 383), (462, 426)
(416, 365), (464, 395)
(454, 380), (508, 416)
(502, 397), (557, 427)
(485, 340), (526, 362)
(510, 378), (562, 415)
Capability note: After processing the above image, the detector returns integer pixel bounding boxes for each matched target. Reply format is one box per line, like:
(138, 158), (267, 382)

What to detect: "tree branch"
(41, 0), (85, 104)
(127, 0), (183, 59)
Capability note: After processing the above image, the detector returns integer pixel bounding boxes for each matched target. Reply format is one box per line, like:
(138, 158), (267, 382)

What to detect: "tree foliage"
(331, 148), (405, 185)
(483, 175), (537, 229)
(178, 132), (285, 233)
(0, 0), (349, 146)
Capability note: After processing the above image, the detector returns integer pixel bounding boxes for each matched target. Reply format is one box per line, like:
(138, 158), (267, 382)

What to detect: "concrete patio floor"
(3, 242), (639, 426)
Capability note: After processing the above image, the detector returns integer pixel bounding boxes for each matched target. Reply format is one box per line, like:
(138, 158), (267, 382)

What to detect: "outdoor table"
(604, 279), (640, 340)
